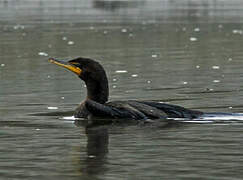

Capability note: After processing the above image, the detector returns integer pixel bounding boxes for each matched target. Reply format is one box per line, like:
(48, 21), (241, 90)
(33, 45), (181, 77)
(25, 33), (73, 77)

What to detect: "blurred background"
(1, 0), (243, 180)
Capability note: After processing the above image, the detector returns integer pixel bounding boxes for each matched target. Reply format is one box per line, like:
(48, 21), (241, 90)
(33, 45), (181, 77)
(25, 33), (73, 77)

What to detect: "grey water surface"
(1, 0), (243, 179)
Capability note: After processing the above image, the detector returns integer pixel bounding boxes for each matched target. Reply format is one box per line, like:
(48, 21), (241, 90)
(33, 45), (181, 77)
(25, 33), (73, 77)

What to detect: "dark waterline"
(1, 0), (243, 179)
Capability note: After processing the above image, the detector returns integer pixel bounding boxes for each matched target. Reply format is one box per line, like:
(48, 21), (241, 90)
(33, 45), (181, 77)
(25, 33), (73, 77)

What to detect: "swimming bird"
(49, 57), (203, 121)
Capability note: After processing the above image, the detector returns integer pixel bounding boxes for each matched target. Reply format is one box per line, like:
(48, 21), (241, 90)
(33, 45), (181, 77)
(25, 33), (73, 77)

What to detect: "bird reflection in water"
(74, 120), (109, 176)
(72, 118), (182, 176)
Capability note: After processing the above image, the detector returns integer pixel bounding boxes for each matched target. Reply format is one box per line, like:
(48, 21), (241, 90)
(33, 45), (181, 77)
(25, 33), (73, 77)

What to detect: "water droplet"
(89, 26), (94, 30)
(182, 27), (187, 31)
(121, 28), (127, 33)
(183, 81), (188, 85)
(229, 106), (233, 109)
(218, 24), (223, 28)
(103, 30), (108, 34)
(35, 128), (40, 131)
(196, 65), (200, 69)
(115, 70), (127, 73)
(61, 97), (65, 99)
(194, 27), (200, 32)
(68, 41), (74, 45)
(213, 80), (220, 83)
(112, 85), (117, 88)
(212, 66), (220, 69)
(62, 36), (67, 41)
(131, 74), (138, 77)
(47, 75), (51, 78)
(47, 106), (58, 110)
(1, 64), (5, 67)
(206, 88), (214, 91)
(13, 24), (24, 30)
(151, 54), (158, 58)
(38, 52), (48, 56)
(147, 80), (151, 84)
(88, 155), (96, 158)
(190, 37), (197, 41)
(228, 58), (232, 61)
(232, 29), (243, 34)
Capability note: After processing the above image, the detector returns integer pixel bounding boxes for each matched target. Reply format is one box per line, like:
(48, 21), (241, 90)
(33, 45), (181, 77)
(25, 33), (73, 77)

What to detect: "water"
(1, 0), (243, 179)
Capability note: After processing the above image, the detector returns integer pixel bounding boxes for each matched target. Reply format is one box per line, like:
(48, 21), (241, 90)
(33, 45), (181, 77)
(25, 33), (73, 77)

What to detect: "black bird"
(49, 57), (203, 121)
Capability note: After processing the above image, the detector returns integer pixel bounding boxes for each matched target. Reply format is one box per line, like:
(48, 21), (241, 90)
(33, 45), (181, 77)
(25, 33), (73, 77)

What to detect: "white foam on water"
(169, 113), (243, 124)
(199, 115), (243, 121)
(62, 116), (76, 120)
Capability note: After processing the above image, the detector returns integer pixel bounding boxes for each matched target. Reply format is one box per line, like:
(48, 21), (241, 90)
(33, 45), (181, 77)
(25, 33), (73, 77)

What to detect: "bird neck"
(85, 77), (109, 104)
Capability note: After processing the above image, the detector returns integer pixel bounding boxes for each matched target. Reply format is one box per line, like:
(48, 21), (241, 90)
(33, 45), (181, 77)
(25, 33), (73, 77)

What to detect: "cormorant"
(49, 57), (203, 121)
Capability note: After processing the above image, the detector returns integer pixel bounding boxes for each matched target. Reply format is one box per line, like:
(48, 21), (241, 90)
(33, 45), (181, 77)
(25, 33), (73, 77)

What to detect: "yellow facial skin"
(49, 58), (82, 76)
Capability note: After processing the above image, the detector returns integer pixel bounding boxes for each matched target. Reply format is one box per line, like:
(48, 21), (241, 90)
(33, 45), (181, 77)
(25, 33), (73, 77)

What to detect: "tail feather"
(141, 101), (203, 119)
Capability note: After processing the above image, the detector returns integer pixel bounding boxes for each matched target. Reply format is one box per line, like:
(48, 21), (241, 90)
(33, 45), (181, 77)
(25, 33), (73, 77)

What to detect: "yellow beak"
(49, 58), (82, 76)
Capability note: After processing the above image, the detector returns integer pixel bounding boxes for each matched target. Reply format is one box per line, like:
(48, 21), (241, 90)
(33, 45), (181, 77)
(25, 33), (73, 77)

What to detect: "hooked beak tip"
(48, 58), (56, 63)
